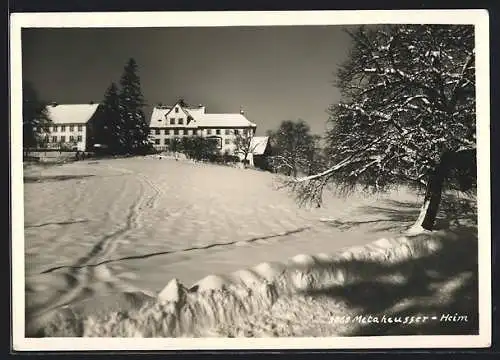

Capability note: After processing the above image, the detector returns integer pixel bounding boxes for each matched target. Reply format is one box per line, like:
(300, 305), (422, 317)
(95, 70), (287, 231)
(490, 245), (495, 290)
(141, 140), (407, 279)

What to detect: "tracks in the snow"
(68, 165), (163, 271)
(27, 164), (165, 323)
(40, 226), (312, 274)
(38, 163), (317, 275)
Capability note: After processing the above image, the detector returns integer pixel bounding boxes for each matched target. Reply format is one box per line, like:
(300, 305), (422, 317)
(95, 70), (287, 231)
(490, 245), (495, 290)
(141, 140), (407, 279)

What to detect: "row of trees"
(166, 136), (226, 161)
(156, 127), (260, 166)
(90, 58), (151, 155)
(283, 24), (476, 231)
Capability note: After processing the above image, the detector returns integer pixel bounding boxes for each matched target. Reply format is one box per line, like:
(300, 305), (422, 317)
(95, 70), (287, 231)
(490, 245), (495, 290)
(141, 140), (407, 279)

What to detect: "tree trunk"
(243, 153), (248, 168)
(413, 152), (452, 231)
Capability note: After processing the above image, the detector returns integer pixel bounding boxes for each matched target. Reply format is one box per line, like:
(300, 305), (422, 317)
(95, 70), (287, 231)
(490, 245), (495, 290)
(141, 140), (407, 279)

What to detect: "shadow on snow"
(23, 174), (96, 183)
(323, 194), (477, 234)
(304, 192), (478, 336)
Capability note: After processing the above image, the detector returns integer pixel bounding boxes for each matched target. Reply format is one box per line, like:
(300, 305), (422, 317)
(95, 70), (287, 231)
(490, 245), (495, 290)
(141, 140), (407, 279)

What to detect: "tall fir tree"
(118, 58), (150, 154)
(91, 82), (122, 154)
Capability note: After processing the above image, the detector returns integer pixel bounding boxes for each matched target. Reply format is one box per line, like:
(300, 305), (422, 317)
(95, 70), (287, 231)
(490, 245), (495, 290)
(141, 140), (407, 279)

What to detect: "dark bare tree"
(233, 129), (258, 167)
(22, 81), (52, 154)
(268, 119), (318, 177)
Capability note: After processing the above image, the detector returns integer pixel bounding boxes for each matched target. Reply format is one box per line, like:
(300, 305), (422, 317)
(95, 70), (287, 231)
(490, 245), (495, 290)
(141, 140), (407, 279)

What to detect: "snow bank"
(145, 152), (188, 160)
(36, 231), (451, 337)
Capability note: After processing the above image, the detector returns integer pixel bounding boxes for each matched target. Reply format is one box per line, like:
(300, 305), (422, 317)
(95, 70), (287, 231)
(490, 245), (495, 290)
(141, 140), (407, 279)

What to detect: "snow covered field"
(22, 157), (478, 337)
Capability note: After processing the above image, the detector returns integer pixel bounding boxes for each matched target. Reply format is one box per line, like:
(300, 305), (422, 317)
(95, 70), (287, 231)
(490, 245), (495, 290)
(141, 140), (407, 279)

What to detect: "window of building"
(170, 118), (175, 124)
(53, 126), (58, 132)
(60, 136), (66, 143)
(155, 129), (160, 135)
(164, 138), (170, 145)
(52, 136), (57, 143)
(225, 139), (230, 145)
(77, 135), (82, 142)
(155, 139), (160, 145)
(216, 129), (221, 135)
(69, 125), (74, 132)
(44, 136), (49, 143)
(225, 129), (230, 135)
(174, 129), (179, 135)
(61, 125), (66, 132)
(178, 118), (184, 125)
(175, 107), (179, 113)
(234, 129), (239, 135)
(180, 129), (185, 135)
(207, 129), (212, 135)
(69, 136), (74, 142)
(242, 129), (247, 135)
(77, 125), (83, 132)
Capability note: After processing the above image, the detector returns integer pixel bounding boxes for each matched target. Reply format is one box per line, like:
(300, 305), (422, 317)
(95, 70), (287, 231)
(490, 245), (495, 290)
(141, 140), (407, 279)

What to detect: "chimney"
(240, 106), (245, 115)
(89, 100), (95, 105)
(50, 102), (58, 107)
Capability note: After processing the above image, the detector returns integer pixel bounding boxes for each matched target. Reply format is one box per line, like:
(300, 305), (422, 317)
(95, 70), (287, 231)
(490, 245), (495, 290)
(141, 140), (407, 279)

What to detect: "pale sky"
(22, 26), (353, 136)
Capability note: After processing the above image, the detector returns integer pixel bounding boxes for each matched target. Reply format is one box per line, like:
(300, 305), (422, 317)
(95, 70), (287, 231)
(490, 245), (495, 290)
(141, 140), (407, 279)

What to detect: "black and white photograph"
(10, 10), (491, 350)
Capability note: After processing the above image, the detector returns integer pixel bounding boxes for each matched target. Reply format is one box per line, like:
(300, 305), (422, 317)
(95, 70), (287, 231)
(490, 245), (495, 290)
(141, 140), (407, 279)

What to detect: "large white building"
(149, 100), (260, 161)
(41, 103), (100, 151)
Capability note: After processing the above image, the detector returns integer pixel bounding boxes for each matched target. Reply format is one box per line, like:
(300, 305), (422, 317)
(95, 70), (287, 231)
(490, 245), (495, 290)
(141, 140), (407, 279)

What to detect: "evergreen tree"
(22, 81), (52, 151)
(91, 82), (121, 154)
(118, 58), (150, 154)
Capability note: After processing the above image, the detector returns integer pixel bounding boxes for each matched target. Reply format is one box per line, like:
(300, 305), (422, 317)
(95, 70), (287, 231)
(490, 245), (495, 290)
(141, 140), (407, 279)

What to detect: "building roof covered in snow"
(200, 113), (256, 128)
(46, 103), (100, 125)
(184, 106), (206, 119)
(149, 101), (256, 129)
(250, 136), (270, 155)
